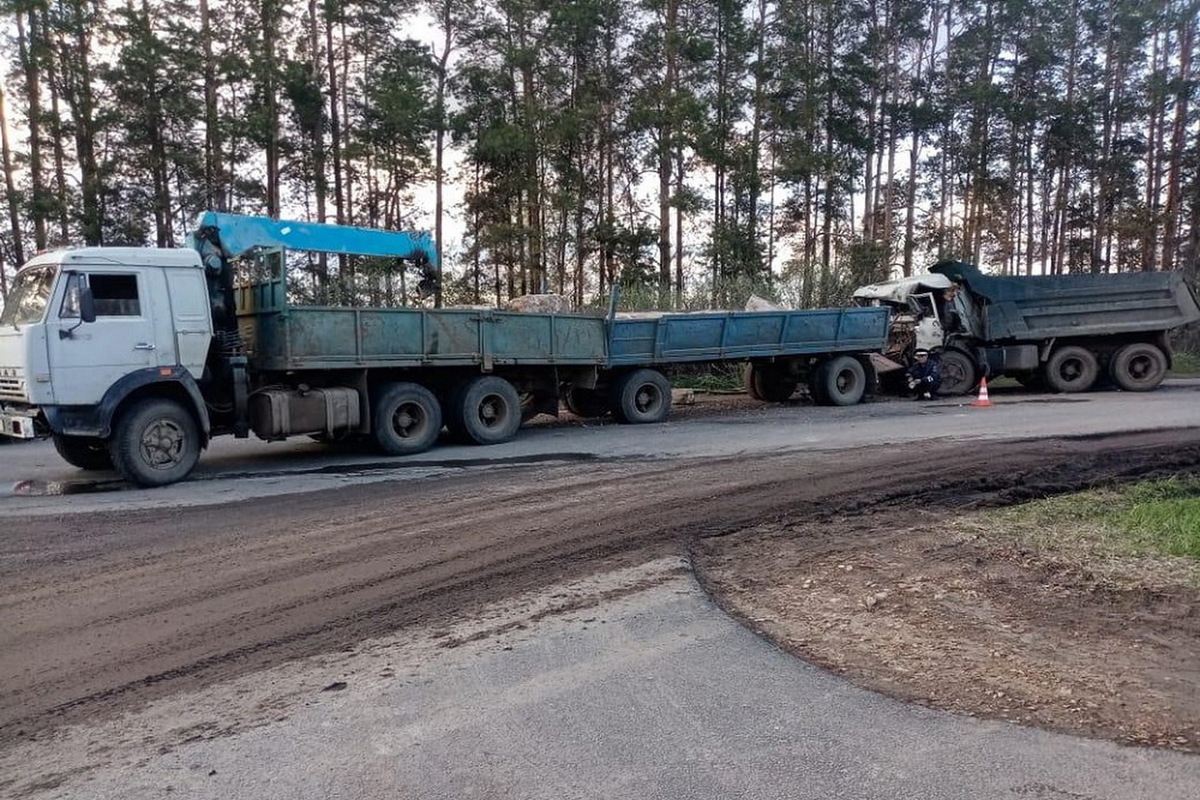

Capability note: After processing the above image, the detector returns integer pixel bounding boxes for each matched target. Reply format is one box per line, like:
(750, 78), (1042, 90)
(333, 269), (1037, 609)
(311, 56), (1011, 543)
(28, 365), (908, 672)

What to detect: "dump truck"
(0, 212), (889, 487)
(852, 260), (1200, 395)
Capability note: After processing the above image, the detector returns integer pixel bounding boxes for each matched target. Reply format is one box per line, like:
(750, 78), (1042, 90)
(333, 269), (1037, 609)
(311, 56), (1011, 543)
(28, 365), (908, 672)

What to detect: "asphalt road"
(2, 381), (1199, 799)
(4, 378), (1199, 514)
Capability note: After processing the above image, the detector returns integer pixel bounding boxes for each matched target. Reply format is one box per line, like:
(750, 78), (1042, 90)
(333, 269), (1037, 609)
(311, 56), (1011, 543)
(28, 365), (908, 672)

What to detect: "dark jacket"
(905, 355), (941, 392)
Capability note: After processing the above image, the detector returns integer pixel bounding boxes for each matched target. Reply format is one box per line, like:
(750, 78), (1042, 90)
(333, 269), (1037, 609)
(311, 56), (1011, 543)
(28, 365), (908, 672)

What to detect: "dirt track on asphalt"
(2, 427), (1199, 761)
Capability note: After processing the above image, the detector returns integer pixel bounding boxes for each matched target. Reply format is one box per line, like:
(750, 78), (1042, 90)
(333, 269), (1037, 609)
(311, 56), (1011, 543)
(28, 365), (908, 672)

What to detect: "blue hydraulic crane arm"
(189, 211), (439, 268)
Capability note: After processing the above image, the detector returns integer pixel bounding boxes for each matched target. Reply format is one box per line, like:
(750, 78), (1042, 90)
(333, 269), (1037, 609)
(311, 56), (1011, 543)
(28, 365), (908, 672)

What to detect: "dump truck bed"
(931, 262), (1200, 342)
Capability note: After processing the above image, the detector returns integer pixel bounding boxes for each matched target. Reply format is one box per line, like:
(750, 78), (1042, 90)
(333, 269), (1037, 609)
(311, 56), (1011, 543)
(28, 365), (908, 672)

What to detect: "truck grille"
(0, 369), (26, 401)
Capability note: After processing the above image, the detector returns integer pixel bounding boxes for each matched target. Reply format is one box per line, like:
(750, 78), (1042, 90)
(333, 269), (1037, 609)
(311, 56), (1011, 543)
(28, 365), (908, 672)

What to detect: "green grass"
(1170, 350), (1200, 376)
(988, 476), (1200, 562)
(670, 363), (745, 392)
(1119, 478), (1200, 558)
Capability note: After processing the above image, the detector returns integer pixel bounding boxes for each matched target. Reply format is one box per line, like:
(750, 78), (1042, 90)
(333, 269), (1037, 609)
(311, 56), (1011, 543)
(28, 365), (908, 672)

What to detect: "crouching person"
(905, 348), (941, 400)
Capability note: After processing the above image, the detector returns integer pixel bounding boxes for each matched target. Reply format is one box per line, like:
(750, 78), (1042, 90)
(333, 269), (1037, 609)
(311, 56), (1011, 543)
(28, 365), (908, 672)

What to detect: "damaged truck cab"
(853, 261), (1200, 396)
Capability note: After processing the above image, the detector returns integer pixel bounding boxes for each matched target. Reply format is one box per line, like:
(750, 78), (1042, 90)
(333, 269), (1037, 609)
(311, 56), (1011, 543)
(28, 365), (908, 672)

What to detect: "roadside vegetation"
(671, 364), (745, 393)
(961, 476), (1200, 588)
(1170, 350), (1200, 376)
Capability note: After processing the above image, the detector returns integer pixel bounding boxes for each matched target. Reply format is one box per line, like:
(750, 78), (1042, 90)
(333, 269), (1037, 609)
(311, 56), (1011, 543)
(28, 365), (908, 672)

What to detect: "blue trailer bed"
(237, 284), (889, 372)
(607, 307), (890, 366)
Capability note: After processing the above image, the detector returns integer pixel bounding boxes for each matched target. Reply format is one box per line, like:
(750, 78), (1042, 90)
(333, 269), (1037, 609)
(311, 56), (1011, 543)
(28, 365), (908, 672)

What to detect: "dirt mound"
(692, 432), (1200, 753)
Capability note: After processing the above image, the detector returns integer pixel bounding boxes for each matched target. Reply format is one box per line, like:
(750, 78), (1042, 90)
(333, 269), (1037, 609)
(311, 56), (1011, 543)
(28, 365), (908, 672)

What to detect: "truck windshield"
(0, 265), (57, 327)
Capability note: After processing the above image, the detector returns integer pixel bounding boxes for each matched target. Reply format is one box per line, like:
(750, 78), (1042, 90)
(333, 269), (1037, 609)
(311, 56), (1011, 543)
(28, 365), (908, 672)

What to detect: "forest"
(0, 0), (1197, 313)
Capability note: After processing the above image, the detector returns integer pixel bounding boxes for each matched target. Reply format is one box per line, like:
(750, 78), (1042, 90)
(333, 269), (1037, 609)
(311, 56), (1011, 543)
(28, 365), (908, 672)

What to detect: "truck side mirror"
(79, 286), (97, 323)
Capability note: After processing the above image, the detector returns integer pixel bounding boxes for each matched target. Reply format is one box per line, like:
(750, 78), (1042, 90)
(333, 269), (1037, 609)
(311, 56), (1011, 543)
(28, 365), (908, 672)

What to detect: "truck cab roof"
(23, 247), (203, 271)
(853, 273), (954, 304)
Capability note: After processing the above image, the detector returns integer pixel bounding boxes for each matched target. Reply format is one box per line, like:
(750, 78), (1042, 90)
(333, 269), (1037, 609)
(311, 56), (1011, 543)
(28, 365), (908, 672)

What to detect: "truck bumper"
(0, 409), (38, 438)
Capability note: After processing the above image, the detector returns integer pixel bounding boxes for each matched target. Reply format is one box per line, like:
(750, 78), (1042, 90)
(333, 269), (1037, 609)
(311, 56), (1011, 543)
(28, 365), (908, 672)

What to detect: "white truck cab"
(0, 248), (212, 449)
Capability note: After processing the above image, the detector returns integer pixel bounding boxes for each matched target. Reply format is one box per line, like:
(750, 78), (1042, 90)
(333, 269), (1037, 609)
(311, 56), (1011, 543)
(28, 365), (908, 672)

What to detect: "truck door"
(45, 269), (165, 406)
(164, 269), (212, 379)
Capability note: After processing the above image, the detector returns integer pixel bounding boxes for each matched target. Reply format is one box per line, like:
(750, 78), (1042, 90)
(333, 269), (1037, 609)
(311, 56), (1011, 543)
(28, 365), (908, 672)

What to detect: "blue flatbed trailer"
(221, 212), (890, 443)
(237, 279), (889, 373)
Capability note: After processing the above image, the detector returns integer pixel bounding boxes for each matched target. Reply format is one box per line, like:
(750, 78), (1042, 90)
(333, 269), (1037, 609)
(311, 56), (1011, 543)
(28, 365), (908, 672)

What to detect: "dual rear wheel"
(1039, 343), (1166, 393)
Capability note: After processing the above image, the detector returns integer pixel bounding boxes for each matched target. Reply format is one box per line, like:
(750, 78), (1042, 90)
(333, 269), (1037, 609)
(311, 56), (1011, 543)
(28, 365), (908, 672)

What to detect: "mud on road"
(2, 427), (1199, 774)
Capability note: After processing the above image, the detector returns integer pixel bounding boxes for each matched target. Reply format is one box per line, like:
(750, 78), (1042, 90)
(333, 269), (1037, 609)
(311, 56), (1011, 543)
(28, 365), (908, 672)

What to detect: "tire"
(448, 376), (522, 445)
(743, 363), (799, 403)
(109, 398), (201, 487)
(742, 363), (763, 401)
(612, 369), (672, 424)
(813, 356), (866, 406)
(53, 434), (113, 471)
(938, 348), (978, 396)
(371, 382), (442, 455)
(1044, 345), (1099, 393)
(564, 386), (611, 418)
(1109, 343), (1167, 392)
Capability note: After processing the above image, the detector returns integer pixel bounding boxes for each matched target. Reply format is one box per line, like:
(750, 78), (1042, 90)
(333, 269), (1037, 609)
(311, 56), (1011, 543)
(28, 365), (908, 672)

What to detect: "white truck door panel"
(46, 270), (159, 405)
(165, 269), (212, 378)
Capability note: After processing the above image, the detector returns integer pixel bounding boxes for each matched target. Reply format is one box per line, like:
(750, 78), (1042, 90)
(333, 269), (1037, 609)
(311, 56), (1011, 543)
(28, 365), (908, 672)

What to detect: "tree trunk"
(1162, 14), (1194, 273)
(326, 9), (345, 225)
(16, 11), (46, 250)
(433, 3), (455, 307)
(659, 0), (679, 299)
(199, 0), (222, 211)
(0, 85), (25, 279)
(1092, 0), (1118, 274)
(262, 0), (281, 218)
(1052, 0), (1080, 274)
(56, 2), (103, 245)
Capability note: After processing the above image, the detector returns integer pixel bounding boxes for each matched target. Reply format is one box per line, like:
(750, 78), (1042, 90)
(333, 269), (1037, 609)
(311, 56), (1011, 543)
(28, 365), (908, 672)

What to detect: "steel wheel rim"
(475, 393), (510, 430)
(1059, 358), (1085, 381)
(392, 402), (426, 439)
(139, 418), (188, 470)
(634, 385), (660, 413)
(1128, 354), (1154, 380)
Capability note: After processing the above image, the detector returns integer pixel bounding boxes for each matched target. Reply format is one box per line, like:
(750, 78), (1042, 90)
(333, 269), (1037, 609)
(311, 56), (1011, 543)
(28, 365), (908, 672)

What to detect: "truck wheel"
(53, 434), (113, 471)
(938, 349), (978, 396)
(564, 386), (611, 418)
(449, 376), (522, 445)
(743, 363), (799, 403)
(814, 356), (866, 406)
(612, 369), (672, 424)
(372, 382), (442, 455)
(109, 398), (201, 487)
(1044, 346), (1099, 393)
(1109, 343), (1167, 392)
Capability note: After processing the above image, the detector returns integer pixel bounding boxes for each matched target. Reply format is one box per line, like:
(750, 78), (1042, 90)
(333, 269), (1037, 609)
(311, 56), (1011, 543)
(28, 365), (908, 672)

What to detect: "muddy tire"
(53, 434), (113, 471)
(564, 386), (611, 418)
(1044, 346), (1099, 393)
(743, 363), (799, 403)
(938, 349), (978, 396)
(1109, 343), (1167, 392)
(371, 382), (442, 455)
(109, 398), (201, 487)
(612, 369), (672, 424)
(813, 356), (866, 406)
(448, 376), (522, 445)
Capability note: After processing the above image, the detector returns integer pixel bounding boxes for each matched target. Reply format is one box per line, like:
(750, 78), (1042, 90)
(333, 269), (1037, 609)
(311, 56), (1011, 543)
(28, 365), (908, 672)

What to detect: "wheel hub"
(140, 419), (185, 469)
